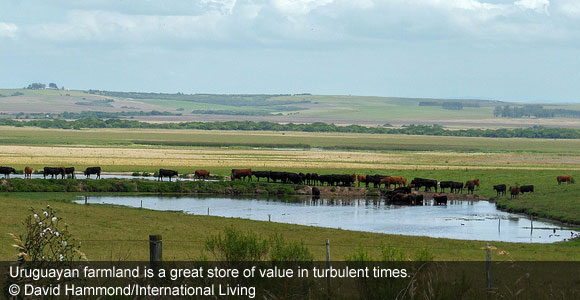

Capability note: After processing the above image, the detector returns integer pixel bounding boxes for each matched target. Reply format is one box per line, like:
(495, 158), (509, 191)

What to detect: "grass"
(1, 193), (579, 261)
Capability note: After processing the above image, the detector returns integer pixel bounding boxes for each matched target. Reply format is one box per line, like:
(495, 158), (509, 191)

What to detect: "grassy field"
(3, 89), (580, 128)
(1, 193), (579, 261)
(1, 127), (580, 174)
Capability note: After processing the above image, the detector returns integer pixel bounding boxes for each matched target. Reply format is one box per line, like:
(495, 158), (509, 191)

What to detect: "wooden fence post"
(150, 234), (162, 265)
(326, 239), (331, 296)
(486, 243), (492, 296)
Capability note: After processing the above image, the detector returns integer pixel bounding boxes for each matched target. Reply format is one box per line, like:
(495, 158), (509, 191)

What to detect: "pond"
(76, 195), (580, 244)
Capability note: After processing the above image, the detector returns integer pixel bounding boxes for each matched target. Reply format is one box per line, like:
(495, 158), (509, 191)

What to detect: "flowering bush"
(9, 205), (86, 262)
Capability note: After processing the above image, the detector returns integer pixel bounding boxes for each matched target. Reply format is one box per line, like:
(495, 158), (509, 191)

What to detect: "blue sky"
(1, 0), (579, 102)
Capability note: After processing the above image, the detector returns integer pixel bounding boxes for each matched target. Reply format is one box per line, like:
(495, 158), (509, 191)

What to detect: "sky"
(0, 0), (579, 102)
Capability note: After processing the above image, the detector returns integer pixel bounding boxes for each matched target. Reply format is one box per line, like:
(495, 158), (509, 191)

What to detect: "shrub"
(205, 227), (268, 261)
(414, 248), (434, 261)
(269, 234), (313, 262)
(204, 228), (313, 262)
(9, 205), (86, 262)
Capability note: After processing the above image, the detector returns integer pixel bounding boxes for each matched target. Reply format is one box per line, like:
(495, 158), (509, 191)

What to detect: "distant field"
(3, 89), (580, 128)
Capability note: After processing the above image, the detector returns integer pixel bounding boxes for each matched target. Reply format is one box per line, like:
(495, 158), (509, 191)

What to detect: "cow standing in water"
(24, 166), (33, 179)
(0, 166), (16, 178)
(84, 167), (101, 179)
(158, 169), (179, 181)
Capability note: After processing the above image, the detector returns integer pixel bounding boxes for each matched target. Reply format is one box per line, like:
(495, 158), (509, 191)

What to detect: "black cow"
(0, 166), (16, 178)
(312, 186), (321, 197)
(44, 167), (65, 179)
(439, 181), (453, 193)
(158, 169), (178, 182)
(465, 181), (475, 194)
(411, 178), (438, 192)
(365, 174), (387, 188)
(64, 167), (75, 179)
(287, 173), (303, 184)
(253, 171), (271, 182)
(394, 186), (412, 194)
(493, 184), (506, 197)
(520, 185), (534, 194)
(450, 182), (464, 194)
(84, 167), (101, 179)
(390, 193), (423, 206)
(434, 195), (448, 205)
(310, 173), (319, 186)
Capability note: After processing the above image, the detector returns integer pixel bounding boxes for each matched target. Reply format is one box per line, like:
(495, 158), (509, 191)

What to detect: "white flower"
(33, 214), (39, 219)
(40, 232), (44, 237)
(52, 217), (57, 222)
(59, 254), (64, 261)
(55, 232), (60, 237)
(38, 222), (43, 226)
(43, 211), (48, 216)
(62, 241), (67, 247)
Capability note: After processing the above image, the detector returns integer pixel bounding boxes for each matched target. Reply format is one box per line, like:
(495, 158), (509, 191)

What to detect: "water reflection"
(77, 195), (579, 244)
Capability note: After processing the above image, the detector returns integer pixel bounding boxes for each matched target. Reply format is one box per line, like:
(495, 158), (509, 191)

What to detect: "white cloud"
(556, 0), (580, 18)
(272, 0), (335, 15)
(515, 0), (550, 13)
(0, 22), (18, 38)
(4, 0), (579, 46)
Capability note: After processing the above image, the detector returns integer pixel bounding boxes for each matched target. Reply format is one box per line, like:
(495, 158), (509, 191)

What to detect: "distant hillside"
(1, 88), (580, 129)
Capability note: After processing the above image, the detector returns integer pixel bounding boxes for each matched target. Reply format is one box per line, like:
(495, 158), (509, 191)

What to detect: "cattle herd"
(0, 165), (574, 205)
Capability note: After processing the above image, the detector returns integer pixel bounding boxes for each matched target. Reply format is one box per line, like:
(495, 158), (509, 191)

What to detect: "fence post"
(84, 196), (88, 205)
(486, 243), (492, 296)
(150, 234), (162, 267)
(325, 239), (331, 296)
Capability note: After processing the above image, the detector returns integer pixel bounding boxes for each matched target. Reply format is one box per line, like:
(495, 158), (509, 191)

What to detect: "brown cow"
(380, 176), (407, 188)
(231, 169), (252, 181)
(24, 166), (33, 179)
(194, 170), (210, 180)
(510, 186), (520, 199)
(466, 178), (480, 188)
(357, 175), (366, 187)
(557, 175), (572, 185)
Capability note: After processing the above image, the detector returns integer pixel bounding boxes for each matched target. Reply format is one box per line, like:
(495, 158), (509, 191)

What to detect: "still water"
(77, 195), (579, 244)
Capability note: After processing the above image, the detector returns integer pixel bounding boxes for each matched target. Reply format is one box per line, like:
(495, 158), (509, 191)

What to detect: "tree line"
(1, 118), (580, 139)
(494, 105), (580, 119)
